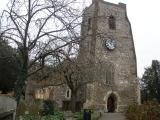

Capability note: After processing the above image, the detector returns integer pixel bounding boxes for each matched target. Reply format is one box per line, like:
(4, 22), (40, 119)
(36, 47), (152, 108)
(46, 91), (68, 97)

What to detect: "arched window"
(67, 90), (70, 98)
(108, 16), (116, 30)
(66, 89), (71, 99)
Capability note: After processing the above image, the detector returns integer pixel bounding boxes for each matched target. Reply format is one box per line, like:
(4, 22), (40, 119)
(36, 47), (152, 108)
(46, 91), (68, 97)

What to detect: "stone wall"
(80, 0), (140, 112)
(0, 95), (17, 120)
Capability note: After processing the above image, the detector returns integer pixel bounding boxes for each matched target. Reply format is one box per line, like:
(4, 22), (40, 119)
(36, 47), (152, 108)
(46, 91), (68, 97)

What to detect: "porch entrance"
(107, 93), (117, 112)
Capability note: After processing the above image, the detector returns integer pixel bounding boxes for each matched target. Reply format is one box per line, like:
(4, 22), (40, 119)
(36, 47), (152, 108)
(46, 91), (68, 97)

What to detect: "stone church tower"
(79, 0), (140, 112)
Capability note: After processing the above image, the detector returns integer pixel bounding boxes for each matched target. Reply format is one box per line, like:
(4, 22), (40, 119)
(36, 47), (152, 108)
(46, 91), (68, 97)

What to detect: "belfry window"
(108, 16), (116, 30)
(88, 18), (91, 31)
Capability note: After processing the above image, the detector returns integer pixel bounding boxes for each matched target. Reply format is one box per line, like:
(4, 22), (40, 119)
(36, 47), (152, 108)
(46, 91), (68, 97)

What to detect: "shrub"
(17, 100), (42, 116)
(74, 111), (83, 120)
(17, 114), (64, 120)
(41, 100), (54, 116)
(125, 101), (160, 120)
(52, 112), (65, 120)
(18, 115), (40, 120)
(16, 101), (28, 116)
(73, 110), (101, 120)
(28, 102), (41, 116)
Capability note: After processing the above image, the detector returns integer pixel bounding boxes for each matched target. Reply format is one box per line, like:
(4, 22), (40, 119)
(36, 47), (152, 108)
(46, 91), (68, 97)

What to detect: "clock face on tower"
(105, 37), (116, 50)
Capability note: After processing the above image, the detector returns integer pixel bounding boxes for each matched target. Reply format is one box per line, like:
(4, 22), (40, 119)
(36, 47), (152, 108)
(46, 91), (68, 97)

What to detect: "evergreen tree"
(0, 39), (19, 94)
(141, 60), (160, 103)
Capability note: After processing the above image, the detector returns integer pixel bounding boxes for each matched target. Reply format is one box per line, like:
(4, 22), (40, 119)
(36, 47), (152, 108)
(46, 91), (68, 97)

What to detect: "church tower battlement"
(79, 0), (140, 112)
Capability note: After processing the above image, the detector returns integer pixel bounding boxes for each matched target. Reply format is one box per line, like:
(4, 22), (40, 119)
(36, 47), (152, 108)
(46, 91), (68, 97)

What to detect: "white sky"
(0, 0), (160, 77)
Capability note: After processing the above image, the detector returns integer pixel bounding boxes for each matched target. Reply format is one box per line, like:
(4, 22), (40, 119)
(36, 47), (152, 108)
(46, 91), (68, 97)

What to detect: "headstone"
(0, 95), (17, 120)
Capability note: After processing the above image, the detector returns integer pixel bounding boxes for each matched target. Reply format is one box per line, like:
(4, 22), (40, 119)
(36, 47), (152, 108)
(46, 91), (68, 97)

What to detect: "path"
(99, 113), (126, 120)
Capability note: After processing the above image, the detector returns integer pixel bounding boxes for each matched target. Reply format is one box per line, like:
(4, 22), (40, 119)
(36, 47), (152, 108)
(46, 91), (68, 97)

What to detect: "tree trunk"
(14, 70), (27, 104)
(71, 91), (77, 113)
(14, 50), (28, 104)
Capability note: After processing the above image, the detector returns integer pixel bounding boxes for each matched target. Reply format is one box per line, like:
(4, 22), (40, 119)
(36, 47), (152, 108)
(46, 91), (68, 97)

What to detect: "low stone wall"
(0, 95), (17, 120)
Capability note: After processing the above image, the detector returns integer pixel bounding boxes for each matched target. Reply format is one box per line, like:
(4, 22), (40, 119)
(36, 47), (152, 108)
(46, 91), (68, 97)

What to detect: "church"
(79, 0), (140, 112)
(26, 0), (140, 112)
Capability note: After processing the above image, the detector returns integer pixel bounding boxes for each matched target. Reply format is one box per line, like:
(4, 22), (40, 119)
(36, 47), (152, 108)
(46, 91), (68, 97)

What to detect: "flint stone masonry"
(0, 95), (17, 120)
(80, 0), (140, 111)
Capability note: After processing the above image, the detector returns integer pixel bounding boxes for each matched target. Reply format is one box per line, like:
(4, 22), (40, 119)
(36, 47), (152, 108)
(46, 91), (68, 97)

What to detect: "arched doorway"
(107, 93), (117, 112)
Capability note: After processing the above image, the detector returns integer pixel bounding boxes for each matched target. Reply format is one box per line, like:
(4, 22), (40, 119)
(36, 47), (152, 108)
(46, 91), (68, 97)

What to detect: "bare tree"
(52, 45), (93, 112)
(0, 0), (81, 103)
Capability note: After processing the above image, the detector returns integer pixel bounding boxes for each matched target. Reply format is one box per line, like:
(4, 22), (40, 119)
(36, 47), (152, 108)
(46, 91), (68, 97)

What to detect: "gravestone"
(0, 95), (17, 120)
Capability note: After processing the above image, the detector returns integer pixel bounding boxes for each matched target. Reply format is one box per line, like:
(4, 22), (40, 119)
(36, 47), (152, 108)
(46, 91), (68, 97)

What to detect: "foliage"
(53, 112), (65, 120)
(17, 100), (42, 116)
(141, 60), (160, 103)
(17, 114), (64, 120)
(0, 39), (19, 93)
(125, 101), (160, 120)
(17, 100), (64, 120)
(41, 100), (54, 116)
(74, 111), (83, 120)
(91, 111), (102, 120)
(18, 115), (40, 120)
(16, 101), (28, 116)
(73, 110), (101, 120)
(28, 102), (42, 116)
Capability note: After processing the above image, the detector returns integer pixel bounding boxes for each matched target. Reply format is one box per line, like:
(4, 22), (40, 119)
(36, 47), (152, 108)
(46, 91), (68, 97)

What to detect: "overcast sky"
(0, 0), (160, 77)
